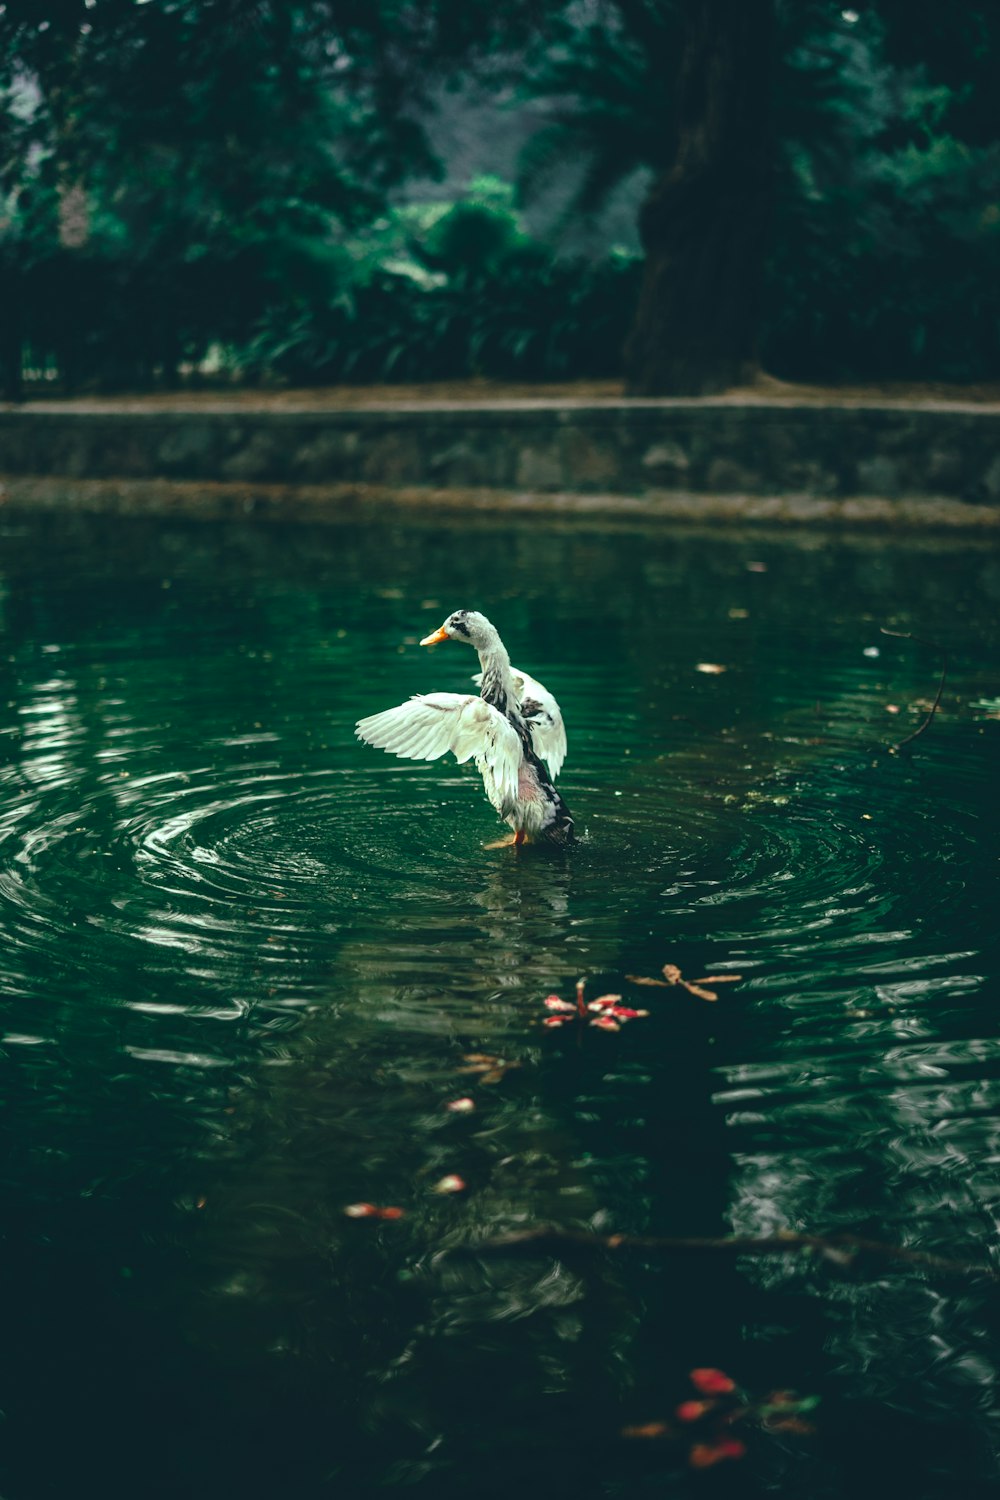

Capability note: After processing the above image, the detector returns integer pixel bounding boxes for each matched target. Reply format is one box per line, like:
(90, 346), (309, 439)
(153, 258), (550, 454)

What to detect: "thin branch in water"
(880, 627), (949, 752)
(453, 1225), (999, 1282)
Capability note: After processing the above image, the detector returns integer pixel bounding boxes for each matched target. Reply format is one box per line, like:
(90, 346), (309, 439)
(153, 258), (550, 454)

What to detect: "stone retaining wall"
(1, 400), (999, 501)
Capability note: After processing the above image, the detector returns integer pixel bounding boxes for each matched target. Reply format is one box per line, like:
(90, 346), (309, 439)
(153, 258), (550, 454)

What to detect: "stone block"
(562, 428), (620, 488)
(221, 430), (284, 481)
(427, 439), (499, 486)
(515, 442), (564, 490)
(290, 429), (361, 481)
(855, 455), (901, 496)
(157, 422), (219, 477)
(640, 440), (691, 484)
(360, 429), (423, 483)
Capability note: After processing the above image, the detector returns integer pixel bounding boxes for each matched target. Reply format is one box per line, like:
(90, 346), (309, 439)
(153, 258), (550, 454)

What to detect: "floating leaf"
(625, 974), (670, 987)
(819, 1244), (857, 1267)
(627, 964), (745, 1003)
(688, 1438), (747, 1468)
(344, 1203), (405, 1220)
(445, 1097), (475, 1113)
(762, 1415), (816, 1435)
(621, 1421), (672, 1441)
(590, 1016), (621, 1032)
(544, 996), (576, 1012)
(543, 1016), (566, 1029)
(676, 1400), (714, 1423)
(458, 1053), (520, 1085)
(432, 1174), (467, 1194)
(695, 662), (727, 675)
(690, 1368), (736, 1395)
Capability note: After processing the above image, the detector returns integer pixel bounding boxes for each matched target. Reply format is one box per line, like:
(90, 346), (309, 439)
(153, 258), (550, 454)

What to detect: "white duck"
(355, 609), (573, 846)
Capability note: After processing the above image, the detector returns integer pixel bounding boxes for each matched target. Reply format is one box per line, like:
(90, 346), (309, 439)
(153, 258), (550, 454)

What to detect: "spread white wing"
(516, 670), (568, 780)
(473, 667), (568, 779)
(356, 692), (523, 817)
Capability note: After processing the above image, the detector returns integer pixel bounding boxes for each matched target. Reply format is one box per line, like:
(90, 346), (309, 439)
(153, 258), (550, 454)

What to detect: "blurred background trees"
(1, 0), (998, 396)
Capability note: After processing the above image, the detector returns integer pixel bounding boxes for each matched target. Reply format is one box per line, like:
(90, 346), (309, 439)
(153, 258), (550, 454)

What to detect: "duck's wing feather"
(473, 667), (568, 779)
(516, 670), (568, 780)
(356, 693), (522, 815)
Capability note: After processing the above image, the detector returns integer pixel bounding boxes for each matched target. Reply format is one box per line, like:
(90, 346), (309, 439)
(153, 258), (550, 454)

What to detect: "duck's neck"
(476, 628), (518, 717)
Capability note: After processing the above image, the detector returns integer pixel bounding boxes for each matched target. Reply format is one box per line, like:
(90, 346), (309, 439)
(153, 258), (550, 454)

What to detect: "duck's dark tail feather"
(542, 788), (575, 846)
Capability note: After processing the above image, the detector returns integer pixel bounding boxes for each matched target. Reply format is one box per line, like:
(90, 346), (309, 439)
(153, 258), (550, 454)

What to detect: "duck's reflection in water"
(175, 846), (654, 1493)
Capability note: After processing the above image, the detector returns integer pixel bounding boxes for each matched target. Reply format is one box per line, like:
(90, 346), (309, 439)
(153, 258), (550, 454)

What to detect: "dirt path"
(10, 375), (1000, 412)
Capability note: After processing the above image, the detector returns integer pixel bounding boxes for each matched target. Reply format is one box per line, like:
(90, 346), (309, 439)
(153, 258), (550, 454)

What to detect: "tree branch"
(880, 628), (949, 752)
(452, 1225), (998, 1281)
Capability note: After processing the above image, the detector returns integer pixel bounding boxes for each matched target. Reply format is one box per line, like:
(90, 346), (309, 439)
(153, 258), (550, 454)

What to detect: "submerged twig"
(455, 1225), (999, 1282)
(880, 628), (949, 752)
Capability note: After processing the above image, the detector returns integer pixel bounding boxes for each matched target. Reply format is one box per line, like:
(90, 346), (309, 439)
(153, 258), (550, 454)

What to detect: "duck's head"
(420, 609), (495, 650)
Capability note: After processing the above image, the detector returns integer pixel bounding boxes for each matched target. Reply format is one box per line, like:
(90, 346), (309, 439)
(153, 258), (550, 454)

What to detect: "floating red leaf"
(688, 1437), (746, 1468)
(690, 1368), (736, 1395)
(344, 1203), (405, 1220)
(676, 1400), (713, 1423)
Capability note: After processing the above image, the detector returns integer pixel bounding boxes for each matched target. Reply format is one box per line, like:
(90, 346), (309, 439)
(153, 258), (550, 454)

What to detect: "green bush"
(237, 180), (641, 385)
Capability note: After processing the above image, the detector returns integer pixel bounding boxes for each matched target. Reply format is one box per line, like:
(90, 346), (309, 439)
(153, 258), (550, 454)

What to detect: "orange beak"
(419, 627), (450, 646)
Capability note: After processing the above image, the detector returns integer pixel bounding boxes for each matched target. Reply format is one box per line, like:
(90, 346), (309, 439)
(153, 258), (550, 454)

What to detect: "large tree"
(623, 0), (774, 393)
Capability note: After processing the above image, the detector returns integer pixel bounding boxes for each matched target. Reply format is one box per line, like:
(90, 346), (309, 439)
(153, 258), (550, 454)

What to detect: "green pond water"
(0, 509), (998, 1500)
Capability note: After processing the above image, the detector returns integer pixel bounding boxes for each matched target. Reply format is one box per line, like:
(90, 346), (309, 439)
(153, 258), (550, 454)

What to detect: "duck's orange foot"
(482, 830), (528, 850)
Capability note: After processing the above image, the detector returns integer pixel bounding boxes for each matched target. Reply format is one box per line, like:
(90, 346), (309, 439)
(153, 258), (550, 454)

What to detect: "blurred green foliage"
(0, 0), (998, 391)
(238, 179), (640, 383)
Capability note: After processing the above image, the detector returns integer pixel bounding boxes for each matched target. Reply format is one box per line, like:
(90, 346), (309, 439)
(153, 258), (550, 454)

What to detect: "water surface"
(0, 510), (998, 1499)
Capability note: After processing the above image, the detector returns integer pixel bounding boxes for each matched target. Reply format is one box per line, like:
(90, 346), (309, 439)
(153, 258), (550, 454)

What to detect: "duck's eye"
(449, 615), (471, 637)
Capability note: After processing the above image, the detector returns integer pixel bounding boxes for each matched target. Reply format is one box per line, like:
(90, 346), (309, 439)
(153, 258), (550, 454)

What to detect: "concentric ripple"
(0, 514), (998, 1500)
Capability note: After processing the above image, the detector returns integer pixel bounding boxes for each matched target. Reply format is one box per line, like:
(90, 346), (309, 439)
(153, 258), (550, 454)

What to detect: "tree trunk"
(0, 266), (24, 403)
(623, 0), (774, 395)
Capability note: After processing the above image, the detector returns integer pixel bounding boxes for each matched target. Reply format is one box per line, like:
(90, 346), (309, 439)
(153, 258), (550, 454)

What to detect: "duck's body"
(355, 610), (573, 846)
